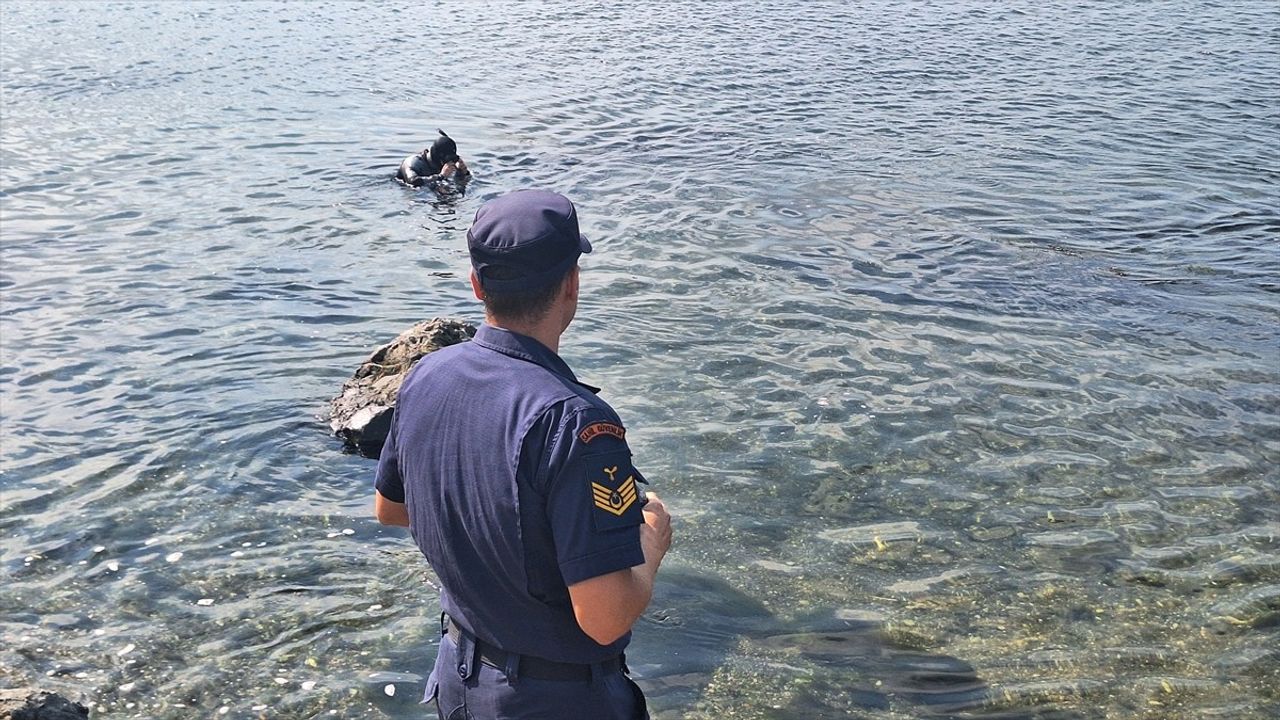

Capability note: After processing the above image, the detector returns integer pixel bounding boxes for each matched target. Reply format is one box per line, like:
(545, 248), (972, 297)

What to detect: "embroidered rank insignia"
(591, 465), (638, 516)
(579, 422), (625, 444)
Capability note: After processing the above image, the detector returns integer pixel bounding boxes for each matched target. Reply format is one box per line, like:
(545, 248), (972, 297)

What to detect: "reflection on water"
(2, 1), (1278, 718)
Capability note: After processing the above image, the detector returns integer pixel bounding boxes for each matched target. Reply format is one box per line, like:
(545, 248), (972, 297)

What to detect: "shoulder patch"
(578, 422), (625, 444)
(591, 465), (639, 516)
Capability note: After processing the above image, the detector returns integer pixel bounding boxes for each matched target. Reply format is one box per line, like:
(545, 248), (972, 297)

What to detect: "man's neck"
(486, 316), (562, 355)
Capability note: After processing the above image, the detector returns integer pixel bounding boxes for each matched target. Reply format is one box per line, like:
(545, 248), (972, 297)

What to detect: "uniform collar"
(472, 324), (601, 394)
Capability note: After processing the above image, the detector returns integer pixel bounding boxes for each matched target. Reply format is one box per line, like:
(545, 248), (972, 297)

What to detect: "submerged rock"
(328, 318), (476, 457)
(0, 689), (89, 720)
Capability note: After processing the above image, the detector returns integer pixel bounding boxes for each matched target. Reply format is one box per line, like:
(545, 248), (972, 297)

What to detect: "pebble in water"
(885, 567), (971, 594)
(752, 560), (804, 575)
(819, 521), (930, 546)
(968, 525), (1017, 542)
(165, 552), (183, 563)
(384, 684), (395, 697)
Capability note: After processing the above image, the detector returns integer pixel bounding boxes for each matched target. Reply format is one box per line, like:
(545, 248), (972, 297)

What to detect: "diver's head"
(430, 129), (459, 164)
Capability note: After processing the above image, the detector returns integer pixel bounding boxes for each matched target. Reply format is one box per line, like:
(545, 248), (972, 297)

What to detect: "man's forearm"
(374, 490), (410, 526)
(569, 562), (655, 646)
(569, 494), (672, 646)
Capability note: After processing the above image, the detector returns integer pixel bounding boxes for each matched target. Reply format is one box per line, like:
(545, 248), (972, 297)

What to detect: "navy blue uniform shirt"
(375, 324), (647, 664)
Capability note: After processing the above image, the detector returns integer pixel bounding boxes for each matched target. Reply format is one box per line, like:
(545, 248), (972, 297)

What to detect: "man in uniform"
(374, 189), (672, 719)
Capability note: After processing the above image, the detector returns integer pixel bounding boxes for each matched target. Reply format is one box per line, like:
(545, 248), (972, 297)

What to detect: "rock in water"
(0, 689), (89, 720)
(328, 318), (476, 457)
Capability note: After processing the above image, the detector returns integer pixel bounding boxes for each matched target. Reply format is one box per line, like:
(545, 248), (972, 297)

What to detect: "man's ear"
(564, 265), (580, 302)
(470, 270), (485, 301)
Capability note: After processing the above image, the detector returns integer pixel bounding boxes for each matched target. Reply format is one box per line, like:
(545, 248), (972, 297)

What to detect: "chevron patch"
(591, 465), (638, 516)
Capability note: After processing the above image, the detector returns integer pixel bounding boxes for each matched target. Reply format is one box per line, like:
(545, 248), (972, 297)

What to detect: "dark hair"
(481, 266), (572, 324)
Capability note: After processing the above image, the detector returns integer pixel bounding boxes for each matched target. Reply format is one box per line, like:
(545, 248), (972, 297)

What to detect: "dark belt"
(444, 615), (623, 682)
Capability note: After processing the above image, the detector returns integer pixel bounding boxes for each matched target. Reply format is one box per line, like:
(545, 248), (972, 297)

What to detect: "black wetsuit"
(397, 151), (447, 188)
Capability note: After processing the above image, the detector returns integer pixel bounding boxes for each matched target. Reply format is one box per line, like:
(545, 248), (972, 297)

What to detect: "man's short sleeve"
(544, 409), (647, 586)
(374, 409), (405, 503)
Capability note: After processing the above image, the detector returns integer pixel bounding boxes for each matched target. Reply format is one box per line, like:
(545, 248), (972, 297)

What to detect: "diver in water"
(397, 129), (470, 189)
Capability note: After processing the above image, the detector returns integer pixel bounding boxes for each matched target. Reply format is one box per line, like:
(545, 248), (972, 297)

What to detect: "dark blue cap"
(468, 190), (593, 292)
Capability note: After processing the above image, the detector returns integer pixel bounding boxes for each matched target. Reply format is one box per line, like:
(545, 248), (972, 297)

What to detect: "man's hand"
(440, 162), (457, 178)
(455, 158), (470, 176)
(640, 492), (672, 564)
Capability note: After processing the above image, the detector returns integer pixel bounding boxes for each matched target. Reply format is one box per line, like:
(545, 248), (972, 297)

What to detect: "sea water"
(2, 2), (1277, 718)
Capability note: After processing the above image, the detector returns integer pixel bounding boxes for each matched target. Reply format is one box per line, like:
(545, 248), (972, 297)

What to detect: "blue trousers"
(425, 631), (649, 720)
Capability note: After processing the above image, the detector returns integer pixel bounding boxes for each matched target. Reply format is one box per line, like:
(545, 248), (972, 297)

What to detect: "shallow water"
(2, 2), (1278, 718)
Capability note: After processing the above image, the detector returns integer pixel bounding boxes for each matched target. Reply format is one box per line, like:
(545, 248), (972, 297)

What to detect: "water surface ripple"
(2, 2), (1278, 718)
